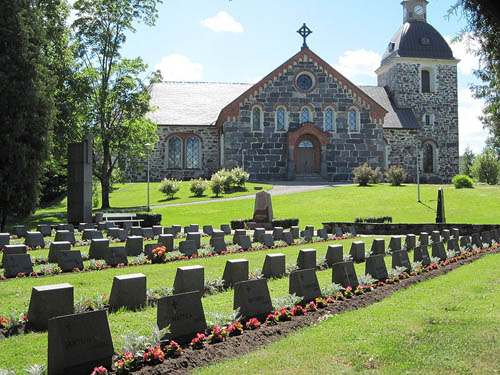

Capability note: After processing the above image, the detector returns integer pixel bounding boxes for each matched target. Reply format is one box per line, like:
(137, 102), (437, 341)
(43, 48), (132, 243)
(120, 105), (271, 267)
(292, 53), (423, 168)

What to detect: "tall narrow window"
(252, 107), (262, 131)
(348, 108), (359, 132)
(324, 108), (334, 131)
(186, 137), (200, 169)
(276, 107), (286, 131)
(423, 142), (434, 173)
(301, 107), (311, 123)
(421, 70), (431, 93)
(167, 137), (182, 168)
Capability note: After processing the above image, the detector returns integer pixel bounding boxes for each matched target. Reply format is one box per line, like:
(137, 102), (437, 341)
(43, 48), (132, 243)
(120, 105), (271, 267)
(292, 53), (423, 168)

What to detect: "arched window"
(300, 107), (311, 123)
(276, 106), (287, 131)
(167, 137), (182, 168)
(298, 139), (314, 148)
(423, 142), (437, 173)
(252, 106), (262, 131)
(348, 108), (359, 132)
(421, 69), (431, 93)
(324, 107), (335, 131)
(424, 113), (434, 126)
(185, 137), (201, 169)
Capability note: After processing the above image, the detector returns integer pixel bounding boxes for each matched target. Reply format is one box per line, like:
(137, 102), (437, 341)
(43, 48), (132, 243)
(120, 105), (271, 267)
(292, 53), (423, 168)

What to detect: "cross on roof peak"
(297, 23), (312, 49)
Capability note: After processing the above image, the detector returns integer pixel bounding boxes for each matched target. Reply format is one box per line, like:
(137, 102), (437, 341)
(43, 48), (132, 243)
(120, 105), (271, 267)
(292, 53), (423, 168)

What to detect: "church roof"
(148, 81), (251, 125)
(360, 86), (420, 129)
(381, 21), (456, 66)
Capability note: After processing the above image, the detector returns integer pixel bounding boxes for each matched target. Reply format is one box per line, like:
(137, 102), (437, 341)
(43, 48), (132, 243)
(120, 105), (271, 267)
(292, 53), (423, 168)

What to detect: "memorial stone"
(114, 229), (128, 241)
(202, 225), (214, 236)
(332, 261), (359, 288)
(109, 273), (147, 311)
(25, 231), (45, 248)
(12, 225), (27, 238)
(305, 225), (315, 237)
(432, 242), (447, 262)
(348, 225), (357, 236)
(349, 241), (365, 263)
(289, 269), (321, 302)
(210, 237), (227, 253)
(89, 239), (109, 260)
(163, 227), (174, 235)
(391, 250), (411, 273)
(1, 244), (27, 267)
(173, 266), (204, 296)
(272, 227), (284, 241)
(419, 232), (429, 247)
(221, 224), (231, 235)
(3, 254), (33, 278)
(158, 234), (174, 251)
(234, 279), (273, 319)
(189, 224), (199, 233)
(125, 236), (143, 256)
(335, 226), (343, 238)
(282, 231), (294, 245)
(301, 230), (313, 242)
(58, 251), (84, 272)
(290, 226), (300, 239)
(491, 229), (500, 242)
(252, 191), (273, 223)
(262, 233), (274, 247)
(186, 232), (201, 249)
(404, 234), (416, 251)
(413, 245), (431, 266)
(0, 233), (9, 249)
(48, 242), (71, 263)
(435, 187), (446, 223)
(130, 226), (144, 237)
(144, 243), (162, 259)
(78, 223), (94, 231)
(460, 236), (471, 249)
(142, 227), (154, 239)
(237, 235), (252, 250)
(447, 238), (460, 254)
(371, 238), (385, 255)
(82, 229), (103, 241)
(211, 229), (225, 238)
(57, 224), (75, 233)
(442, 229), (451, 242)
(233, 229), (246, 244)
(365, 255), (388, 281)
(54, 230), (76, 245)
(481, 231), (492, 246)
(27, 283), (74, 331)
(222, 259), (249, 286)
(179, 240), (198, 257)
(105, 247), (128, 267)
(253, 228), (265, 243)
(152, 225), (163, 236)
(317, 228), (328, 240)
(37, 224), (52, 237)
(297, 248), (316, 270)
(262, 253), (285, 278)
(172, 225), (182, 235)
(431, 231), (441, 243)
(451, 228), (460, 239)
(471, 233), (482, 248)
(389, 236), (402, 252)
(326, 245), (343, 267)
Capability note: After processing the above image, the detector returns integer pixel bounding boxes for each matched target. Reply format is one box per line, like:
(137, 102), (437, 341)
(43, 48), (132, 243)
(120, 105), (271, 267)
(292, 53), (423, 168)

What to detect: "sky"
(78, 0), (489, 154)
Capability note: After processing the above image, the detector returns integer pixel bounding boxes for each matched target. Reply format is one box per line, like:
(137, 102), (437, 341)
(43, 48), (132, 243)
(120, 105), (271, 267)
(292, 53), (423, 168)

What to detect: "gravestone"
(82, 229), (103, 241)
(142, 227), (154, 239)
(48, 242), (71, 263)
(172, 225), (182, 235)
(262, 253), (285, 278)
(202, 225), (214, 236)
(234, 279), (273, 320)
(221, 224), (231, 235)
(186, 232), (201, 249)
(157, 291), (206, 344)
(460, 236), (471, 249)
(158, 234), (174, 251)
(332, 261), (359, 288)
(105, 246), (128, 267)
(289, 269), (321, 302)
(290, 226), (300, 239)
(89, 239), (109, 260)
(97, 222), (108, 231)
(297, 249), (316, 270)
(48, 310), (113, 375)
(67, 133), (93, 224)
(316, 228), (328, 240)
(173, 266), (204, 297)
(335, 226), (343, 237)
(58, 251), (84, 272)
(365, 255), (388, 281)
(371, 238), (385, 256)
(179, 240), (198, 256)
(163, 227), (174, 235)
(109, 273), (147, 311)
(419, 232), (429, 247)
(189, 224), (199, 233)
(233, 229), (246, 244)
(107, 228), (121, 240)
(37, 224), (52, 237)
(237, 235), (252, 250)
(152, 225), (163, 236)
(349, 241), (365, 263)
(1, 244), (28, 267)
(130, 226), (144, 237)
(481, 231), (492, 246)
(211, 229), (225, 238)
(78, 223), (94, 231)
(0, 233), (9, 249)
(447, 238), (460, 254)
(144, 243), (162, 259)
(413, 245), (431, 266)
(301, 229), (313, 242)
(305, 225), (315, 237)
(262, 233), (274, 247)
(27, 283), (74, 331)
(491, 229), (500, 242)
(54, 230), (76, 245)
(432, 242), (447, 262)
(253, 228), (265, 243)
(282, 231), (294, 245)
(125, 236), (143, 256)
(435, 187), (446, 223)
(442, 229), (451, 242)
(252, 190), (273, 223)
(12, 225), (27, 238)
(210, 237), (227, 253)
(405, 234), (416, 251)
(272, 227), (284, 241)
(431, 231), (441, 243)
(451, 228), (460, 239)
(348, 225), (357, 236)
(222, 259), (249, 287)
(388, 236), (402, 252)
(391, 250), (411, 273)
(326, 244), (343, 267)
(3, 254), (33, 278)
(471, 233), (482, 248)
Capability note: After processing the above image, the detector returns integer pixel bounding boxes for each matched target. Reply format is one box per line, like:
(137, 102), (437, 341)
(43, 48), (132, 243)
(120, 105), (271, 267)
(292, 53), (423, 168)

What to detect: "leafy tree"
(0, 0), (55, 230)
(461, 146), (475, 177)
(72, 0), (162, 208)
(471, 148), (500, 184)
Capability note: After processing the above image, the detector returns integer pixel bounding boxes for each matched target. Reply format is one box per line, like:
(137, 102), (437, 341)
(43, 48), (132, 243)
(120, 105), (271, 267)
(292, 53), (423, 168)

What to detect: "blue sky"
(108, 0), (486, 154)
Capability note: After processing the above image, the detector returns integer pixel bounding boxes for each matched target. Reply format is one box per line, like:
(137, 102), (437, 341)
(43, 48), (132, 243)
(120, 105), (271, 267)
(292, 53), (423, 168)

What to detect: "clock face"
(414, 5), (424, 15)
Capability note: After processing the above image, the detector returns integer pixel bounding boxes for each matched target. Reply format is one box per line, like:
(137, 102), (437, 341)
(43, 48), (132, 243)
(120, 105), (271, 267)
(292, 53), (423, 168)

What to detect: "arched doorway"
(295, 135), (320, 174)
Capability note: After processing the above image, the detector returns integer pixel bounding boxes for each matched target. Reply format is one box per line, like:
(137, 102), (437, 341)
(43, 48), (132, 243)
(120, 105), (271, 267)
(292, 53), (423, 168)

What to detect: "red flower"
(245, 318), (261, 330)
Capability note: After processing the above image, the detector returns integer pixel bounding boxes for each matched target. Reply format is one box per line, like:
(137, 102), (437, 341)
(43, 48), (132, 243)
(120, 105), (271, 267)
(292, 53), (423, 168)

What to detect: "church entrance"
(297, 139), (315, 173)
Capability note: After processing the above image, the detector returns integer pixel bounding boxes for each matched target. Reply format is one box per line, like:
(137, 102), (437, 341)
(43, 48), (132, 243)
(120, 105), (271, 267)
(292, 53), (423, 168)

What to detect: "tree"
(461, 146), (476, 177)
(72, 0), (162, 208)
(472, 148), (500, 184)
(0, 0), (55, 230)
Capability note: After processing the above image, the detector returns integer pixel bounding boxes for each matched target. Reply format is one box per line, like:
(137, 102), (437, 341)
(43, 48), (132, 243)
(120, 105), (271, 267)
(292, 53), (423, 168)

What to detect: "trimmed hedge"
(230, 218), (299, 229)
(354, 216), (392, 224)
(136, 213), (162, 227)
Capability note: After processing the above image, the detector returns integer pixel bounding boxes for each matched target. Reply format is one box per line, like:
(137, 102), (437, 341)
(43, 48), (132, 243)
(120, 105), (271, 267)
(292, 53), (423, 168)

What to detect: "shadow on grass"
(158, 197), (180, 203)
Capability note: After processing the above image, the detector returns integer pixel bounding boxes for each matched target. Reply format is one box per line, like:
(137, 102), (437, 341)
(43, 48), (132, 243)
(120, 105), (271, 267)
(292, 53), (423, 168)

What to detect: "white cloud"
(445, 33), (482, 75)
(201, 11), (243, 33)
(333, 49), (381, 82)
(154, 54), (203, 81)
(458, 88), (488, 153)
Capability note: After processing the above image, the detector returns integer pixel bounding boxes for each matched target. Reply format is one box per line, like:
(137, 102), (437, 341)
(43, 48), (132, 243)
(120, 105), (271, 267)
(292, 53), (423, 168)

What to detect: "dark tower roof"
(381, 21), (456, 66)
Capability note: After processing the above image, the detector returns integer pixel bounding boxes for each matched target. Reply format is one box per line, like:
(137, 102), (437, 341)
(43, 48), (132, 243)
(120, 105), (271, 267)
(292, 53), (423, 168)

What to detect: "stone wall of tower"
(383, 128), (419, 182)
(378, 61), (459, 183)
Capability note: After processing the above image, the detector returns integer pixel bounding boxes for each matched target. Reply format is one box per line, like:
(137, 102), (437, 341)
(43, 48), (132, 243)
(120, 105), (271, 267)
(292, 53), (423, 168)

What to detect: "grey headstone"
(233, 229), (246, 244)
(471, 233), (482, 248)
(48, 242), (71, 263)
(316, 228), (328, 240)
(222, 259), (249, 287)
(253, 190), (273, 222)
(3, 254), (33, 278)
(297, 248), (316, 270)
(350, 241), (365, 263)
(157, 291), (206, 345)
(54, 230), (76, 245)
(460, 236), (471, 249)
(391, 250), (411, 273)
(431, 242), (447, 262)
(108, 228), (127, 241)
(152, 225), (163, 236)
(173, 265), (204, 297)
(234, 279), (273, 320)
(282, 231), (294, 245)
(144, 243), (162, 259)
(48, 310), (113, 375)
(172, 225), (182, 235)
(58, 251), (84, 272)
(413, 245), (431, 266)
(1, 244), (27, 268)
(332, 261), (359, 289)
(442, 229), (451, 242)
(211, 229), (225, 238)
(305, 225), (315, 237)
(481, 231), (492, 246)
(262, 233), (274, 247)
(28, 283), (74, 331)
(186, 232), (201, 249)
(82, 229), (103, 241)
(125, 236), (143, 256)
(105, 246), (128, 267)
(121, 221), (133, 231)
(210, 237), (227, 253)
(253, 228), (265, 243)
(490, 229), (499, 242)
(301, 230), (313, 242)
(189, 224), (199, 233)
(179, 240), (197, 257)
(365, 255), (388, 281)
(262, 253), (285, 278)
(221, 224), (231, 235)
(389, 236), (402, 252)
(326, 244), (343, 267)
(237, 235), (252, 250)
(0, 233), (9, 249)
(158, 234), (174, 251)
(405, 234), (416, 251)
(272, 227), (284, 241)
(447, 238), (460, 254)
(97, 222), (106, 231)
(202, 225), (214, 235)
(451, 228), (460, 239)
(335, 226), (343, 238)
(289, 269), (321, 302)
(89, 239), (109, 260)
(290, 226), (300, 239)
(109, 273), (147, 311)
(142, 227), (154, 239)
(163, 227), (174, 235)
(348, 225), (357, 236)
(37, 224), (52, 237)
(431, 231), (441, 243)
(12, 225), (27, 238)
(419, 232), (429, 247)
(371, 238), (385, 255)
(130, 226), (144, 237)
(57, 224), (75, 233)
(78, 223), (94, 231)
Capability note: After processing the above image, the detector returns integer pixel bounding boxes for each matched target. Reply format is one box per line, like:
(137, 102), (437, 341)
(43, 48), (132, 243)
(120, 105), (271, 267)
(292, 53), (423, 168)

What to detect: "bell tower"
(402, 0), (428, 23)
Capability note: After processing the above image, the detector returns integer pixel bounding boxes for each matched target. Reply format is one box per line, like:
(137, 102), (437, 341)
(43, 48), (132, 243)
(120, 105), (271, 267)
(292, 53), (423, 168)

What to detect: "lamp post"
(145, 143), (152, 212)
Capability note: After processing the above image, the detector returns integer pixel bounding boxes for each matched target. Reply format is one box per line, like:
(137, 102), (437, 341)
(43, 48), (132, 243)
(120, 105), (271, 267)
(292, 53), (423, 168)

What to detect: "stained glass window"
(276, 107), (286, 131)
(423, 142), (434, 173)
(348, 109), (358, 132)
(186, 137), (200, 169)
(168, 137), (182, 168)
(297, 74), (313, 91)
(301, 108), (310, 123)
(252, 107), (261, 131)
(298, 140), (313, 148)
(325, 108), (334, 131)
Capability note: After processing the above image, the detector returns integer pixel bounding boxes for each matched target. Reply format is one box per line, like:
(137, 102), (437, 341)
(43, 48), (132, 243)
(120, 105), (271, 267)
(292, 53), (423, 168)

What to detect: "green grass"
(194, 251), (500, 375)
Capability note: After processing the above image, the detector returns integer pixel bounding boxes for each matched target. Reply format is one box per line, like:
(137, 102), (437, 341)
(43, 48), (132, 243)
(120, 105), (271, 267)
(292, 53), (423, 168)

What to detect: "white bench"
(102, 213), (144, 227)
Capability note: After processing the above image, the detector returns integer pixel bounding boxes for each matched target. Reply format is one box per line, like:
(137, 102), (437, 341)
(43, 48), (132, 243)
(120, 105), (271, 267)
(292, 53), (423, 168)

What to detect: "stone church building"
(131, 0), (459, 183)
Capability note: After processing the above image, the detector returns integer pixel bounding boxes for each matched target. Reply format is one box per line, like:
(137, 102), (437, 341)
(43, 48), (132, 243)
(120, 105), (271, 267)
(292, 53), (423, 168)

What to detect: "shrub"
(371, 167), (383, 184)
(230, 219), (251, 229)
(272, 218), (299, 228)
(158, 178), (181, 199)
(385, 166), (407, 186)
(231, 167), (249, 187)
(212, 169), (234, 192)
(472, 148), (500, 185)
(353, 163), (374, 186)
(210, 173), (225, 197)
(452, 174), (474, 189)
(136, 213), (162, 226)
(189, 179), (208, 197)
(354, 216), (392, 223)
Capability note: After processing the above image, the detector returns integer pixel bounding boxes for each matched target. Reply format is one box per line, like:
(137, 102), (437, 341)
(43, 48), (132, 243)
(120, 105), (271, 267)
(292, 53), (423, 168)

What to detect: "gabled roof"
(215, 47), (388, 128)
(148, 81), (251, 125)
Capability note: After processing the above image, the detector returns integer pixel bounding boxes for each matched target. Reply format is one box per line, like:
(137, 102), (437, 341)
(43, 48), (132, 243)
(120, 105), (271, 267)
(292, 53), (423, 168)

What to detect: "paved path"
(151, 180), (352, 208)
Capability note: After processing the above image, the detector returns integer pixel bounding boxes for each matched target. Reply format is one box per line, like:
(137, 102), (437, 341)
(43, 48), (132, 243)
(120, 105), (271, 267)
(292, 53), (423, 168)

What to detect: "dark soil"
(133, 247), (500, 375)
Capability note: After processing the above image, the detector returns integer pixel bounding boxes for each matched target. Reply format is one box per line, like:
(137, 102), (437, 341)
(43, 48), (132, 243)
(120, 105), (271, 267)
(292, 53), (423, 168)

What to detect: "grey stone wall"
(384, 128), (419, 182)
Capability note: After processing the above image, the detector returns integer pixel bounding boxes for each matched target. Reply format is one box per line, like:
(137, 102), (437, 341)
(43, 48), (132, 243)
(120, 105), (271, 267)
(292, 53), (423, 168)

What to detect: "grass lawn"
(194, 251), (500, 375)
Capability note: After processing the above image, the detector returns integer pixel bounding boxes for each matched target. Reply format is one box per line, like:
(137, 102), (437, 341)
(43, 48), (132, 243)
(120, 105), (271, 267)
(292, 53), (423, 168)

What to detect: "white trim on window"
(347, 107), (360, 132)
(421, 140), (439, 174)
(323, 106), (336, 132)
(185, 136), (201, 169)
(251, 104), (264, 131)
(166, 136), (183, 169)
(299, 105), (314, 123)
(275, 105), (288, 132)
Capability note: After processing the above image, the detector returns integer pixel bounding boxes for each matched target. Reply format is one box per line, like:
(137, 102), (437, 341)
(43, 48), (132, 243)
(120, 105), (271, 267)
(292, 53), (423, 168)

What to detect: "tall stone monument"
(252, 191), (273, 223)
(435, 187), (446, 223)
(67, 133), (93, 224)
